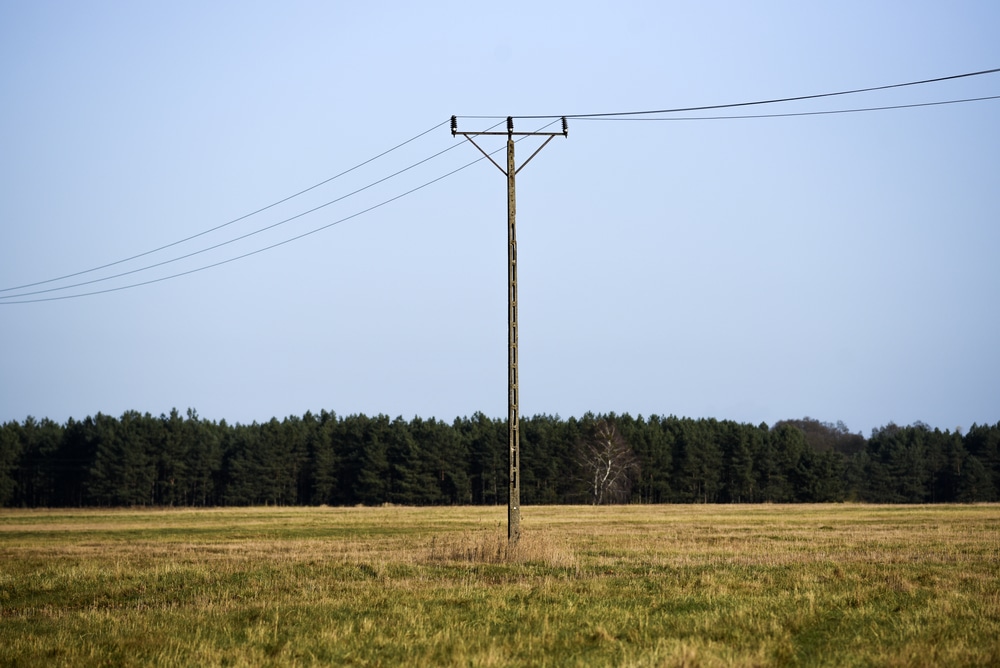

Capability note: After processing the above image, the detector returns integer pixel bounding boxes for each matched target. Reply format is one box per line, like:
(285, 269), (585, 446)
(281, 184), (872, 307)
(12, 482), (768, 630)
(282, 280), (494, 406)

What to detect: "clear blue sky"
(2, 1), (998, 437)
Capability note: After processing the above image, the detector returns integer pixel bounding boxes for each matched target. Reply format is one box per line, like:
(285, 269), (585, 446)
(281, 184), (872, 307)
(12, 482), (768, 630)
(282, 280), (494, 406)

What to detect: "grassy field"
(1, 504), (998, 667)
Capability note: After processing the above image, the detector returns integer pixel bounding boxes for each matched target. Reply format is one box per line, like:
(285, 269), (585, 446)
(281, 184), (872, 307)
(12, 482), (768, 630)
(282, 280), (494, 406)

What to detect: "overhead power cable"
(1, 159), (485, 303)
(1, 119), (545, 304)
(6, 64), (994, 301)
(0, 119), (451, 294)
(1, 133), (475, 300)
(456, 67), (1000, 120)
(570, 94), (1000, 121)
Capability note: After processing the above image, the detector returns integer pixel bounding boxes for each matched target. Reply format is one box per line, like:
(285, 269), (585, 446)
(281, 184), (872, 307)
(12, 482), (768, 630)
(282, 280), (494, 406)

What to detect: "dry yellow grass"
(1, 504), (998, 666)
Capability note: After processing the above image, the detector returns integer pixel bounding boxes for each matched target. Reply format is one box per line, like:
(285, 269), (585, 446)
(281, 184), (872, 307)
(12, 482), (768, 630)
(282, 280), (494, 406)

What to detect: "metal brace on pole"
(451, 115), (568, 544)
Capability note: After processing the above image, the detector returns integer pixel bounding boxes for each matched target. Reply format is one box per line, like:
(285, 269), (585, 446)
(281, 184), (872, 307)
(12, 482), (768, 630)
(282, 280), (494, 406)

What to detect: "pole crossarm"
(452, 116), (568, 177)
(458, 131), (567, 137)
(450, 114), (567, 545)
(452, 115), (568, 138)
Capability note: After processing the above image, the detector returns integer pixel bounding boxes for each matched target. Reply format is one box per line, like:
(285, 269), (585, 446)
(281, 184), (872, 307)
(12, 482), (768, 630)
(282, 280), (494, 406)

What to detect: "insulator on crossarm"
(562, 117), (568, 136)
(507, 116), (514, 134)
(451, 115), (457, 136)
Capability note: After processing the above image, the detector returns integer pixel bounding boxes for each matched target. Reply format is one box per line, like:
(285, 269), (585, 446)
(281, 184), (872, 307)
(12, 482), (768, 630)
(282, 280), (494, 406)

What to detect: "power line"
(6, 65), (993, 301)
(10, 69), (994, 299)
(0, 119), (451, 294)
(1, 135), (474, 300)
(0, 159), (482, 303)
(0, 120), (539, 304)
(456, 67), (1000, 120)
(570, 95), (1000, 121)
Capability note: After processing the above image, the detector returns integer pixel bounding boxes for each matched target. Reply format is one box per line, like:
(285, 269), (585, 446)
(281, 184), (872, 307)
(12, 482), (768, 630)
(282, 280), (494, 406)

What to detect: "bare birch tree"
(577, 419), (640, 505)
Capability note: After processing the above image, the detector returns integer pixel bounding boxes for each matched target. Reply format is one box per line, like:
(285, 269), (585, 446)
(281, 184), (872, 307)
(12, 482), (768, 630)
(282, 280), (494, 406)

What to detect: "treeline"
(1, 409), (997, 507)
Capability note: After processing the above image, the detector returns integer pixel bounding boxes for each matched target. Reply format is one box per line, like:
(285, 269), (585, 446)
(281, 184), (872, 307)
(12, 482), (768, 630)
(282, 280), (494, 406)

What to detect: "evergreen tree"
(806, 450), (846, 502)
(351, 415), (391, 505)
(183, 412), (223, 506)
(964, 422), (1000, 500)
(522, 414), (576, 504)
(672, 419), (722, 503)
(420, 416), (471, 504)
(719, 421), (756, 503)
(17, 417), (66, 507)
(957, 455), (992, 502)
(772, 423), (809, 502)
(630, 414), (674, 504)
(155, 409), (187, 506)
(221, 424), (262, 505)
(458, 412), (504, 505)
(305, 410), (339, 505)
(86, 412), (156, 506)
(0, 422), (22, 506)
(385, 416), (428, 504)
(930, 429), (966, 502)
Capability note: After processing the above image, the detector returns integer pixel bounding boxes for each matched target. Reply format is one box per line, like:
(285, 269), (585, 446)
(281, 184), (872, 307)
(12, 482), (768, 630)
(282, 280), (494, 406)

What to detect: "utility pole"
(452, 115), (568, 544)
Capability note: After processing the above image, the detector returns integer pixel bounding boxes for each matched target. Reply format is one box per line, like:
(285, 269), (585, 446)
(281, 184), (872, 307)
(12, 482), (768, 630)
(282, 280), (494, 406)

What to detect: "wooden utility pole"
(451, 115), (567, 544)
